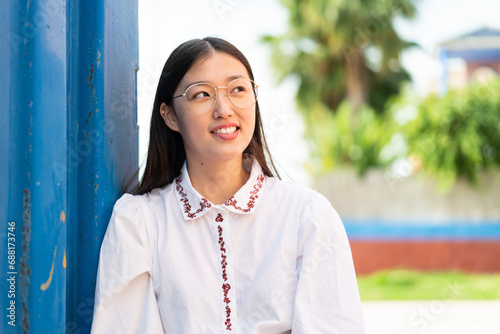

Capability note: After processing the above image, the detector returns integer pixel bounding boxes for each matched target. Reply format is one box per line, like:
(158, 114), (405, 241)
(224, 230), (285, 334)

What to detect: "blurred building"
(437, 27), (500, 94)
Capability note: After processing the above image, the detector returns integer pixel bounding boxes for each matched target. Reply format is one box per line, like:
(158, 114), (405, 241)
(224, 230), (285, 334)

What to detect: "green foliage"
(262, 0), (417, 113)
(307, 101), (395, 174)
(357, 269), (500, 300)
(263, 0), (500, 188)
(307, 80), (500, 186)
(368, 65), (413, 113)
(262, 0), (419, 176)
(401, 81), (500, 190)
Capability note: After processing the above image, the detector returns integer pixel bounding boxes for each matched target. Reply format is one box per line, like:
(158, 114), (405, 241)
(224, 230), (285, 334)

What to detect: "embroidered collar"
(174, 157), (266, 220)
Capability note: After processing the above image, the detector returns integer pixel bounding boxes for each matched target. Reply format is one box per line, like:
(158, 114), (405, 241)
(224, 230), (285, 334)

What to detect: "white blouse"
(91, 158), (366, 333)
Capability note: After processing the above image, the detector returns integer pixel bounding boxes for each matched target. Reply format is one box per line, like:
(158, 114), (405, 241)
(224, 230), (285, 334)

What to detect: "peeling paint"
(40, 245), (57, 291)
(89, 63), (94, 82)
(94, 183), (98, 193)
(97, 50), (101, 68)
(29, 113), (33, 136)
(63, 250), (67, 268)
(86, 61), (97, 125)
(60, 210), (65, 223)
(20, 189), (32, 331)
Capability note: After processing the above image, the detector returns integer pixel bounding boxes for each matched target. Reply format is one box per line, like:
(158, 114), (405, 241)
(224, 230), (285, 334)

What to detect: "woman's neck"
(186, 155), (250, 205)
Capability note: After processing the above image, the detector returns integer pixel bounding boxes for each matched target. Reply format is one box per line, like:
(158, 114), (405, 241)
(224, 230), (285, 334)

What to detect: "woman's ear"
(160, 102), (180, 132)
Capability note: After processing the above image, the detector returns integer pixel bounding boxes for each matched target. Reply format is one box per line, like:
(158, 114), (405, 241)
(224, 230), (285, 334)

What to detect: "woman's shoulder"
(111, 193), (141, 217)
(112, 182), (175, 216)
(108, 183), (176, 242)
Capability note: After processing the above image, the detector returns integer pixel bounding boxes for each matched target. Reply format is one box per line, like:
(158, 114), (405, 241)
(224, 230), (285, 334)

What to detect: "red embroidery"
(175, 175), (211, 218)
(222, 283), (231, 331)
(217, 217), (232, 331)
(224, 172), (264, 213)
(222, 283), (232, 331)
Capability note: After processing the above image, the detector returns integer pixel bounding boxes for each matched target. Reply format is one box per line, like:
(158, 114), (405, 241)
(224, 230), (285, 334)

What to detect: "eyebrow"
(182, 75), (249, 91)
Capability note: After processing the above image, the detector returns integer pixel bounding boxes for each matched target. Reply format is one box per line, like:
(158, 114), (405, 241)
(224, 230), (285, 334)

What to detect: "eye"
(192, 91), (211, 99)
(187, 85), (214, 101)
(230, 85), (247, 94)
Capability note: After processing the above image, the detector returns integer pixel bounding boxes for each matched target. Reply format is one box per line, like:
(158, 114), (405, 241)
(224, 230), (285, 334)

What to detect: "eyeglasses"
(172, 78), (258, 114)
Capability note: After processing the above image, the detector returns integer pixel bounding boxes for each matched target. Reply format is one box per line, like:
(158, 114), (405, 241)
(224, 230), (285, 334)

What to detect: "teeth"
(213, 126), (237, 134)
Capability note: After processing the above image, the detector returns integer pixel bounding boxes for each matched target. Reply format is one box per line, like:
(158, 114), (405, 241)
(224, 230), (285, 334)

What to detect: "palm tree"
(263, 0), (417, 115)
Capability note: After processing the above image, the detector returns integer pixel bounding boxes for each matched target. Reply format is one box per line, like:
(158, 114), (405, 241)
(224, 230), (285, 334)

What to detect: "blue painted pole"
(1, 0), (138, 333)
(438, 48), (449, 96)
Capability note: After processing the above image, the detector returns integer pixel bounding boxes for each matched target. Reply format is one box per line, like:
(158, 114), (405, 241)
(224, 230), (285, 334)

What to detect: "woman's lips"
(212, 126), (237, 134)
(210, 123), (240, 140)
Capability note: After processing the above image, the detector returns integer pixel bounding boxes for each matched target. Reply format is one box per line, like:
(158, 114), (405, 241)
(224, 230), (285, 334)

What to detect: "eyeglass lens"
(184, 78), (257, 114)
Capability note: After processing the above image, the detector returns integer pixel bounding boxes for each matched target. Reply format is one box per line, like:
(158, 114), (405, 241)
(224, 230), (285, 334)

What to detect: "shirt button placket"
(214, 209), (237, 332)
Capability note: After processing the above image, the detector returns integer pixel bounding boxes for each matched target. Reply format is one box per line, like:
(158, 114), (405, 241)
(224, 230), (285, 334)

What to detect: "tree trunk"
(345, 51), (368, 113)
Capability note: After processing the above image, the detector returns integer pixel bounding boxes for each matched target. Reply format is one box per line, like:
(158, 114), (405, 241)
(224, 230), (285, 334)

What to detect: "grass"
(357, 269), (500, 300)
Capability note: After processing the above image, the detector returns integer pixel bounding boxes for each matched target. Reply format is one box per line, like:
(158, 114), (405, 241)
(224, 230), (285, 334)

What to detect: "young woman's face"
(161, 52), (256, 165)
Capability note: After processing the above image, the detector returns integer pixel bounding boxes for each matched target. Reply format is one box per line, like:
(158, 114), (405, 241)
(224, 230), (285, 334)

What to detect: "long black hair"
(132, 37), (279, 195)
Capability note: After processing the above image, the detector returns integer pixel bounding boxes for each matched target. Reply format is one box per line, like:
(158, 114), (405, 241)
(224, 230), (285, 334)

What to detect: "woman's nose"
(212, 88), (234, 119)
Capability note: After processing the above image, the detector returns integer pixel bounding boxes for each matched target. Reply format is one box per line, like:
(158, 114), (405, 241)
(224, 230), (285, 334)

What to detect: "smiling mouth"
(211, 126), (239, 134)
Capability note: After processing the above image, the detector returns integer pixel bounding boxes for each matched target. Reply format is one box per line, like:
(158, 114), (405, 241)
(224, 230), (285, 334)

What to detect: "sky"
(137, 0), (500, 185)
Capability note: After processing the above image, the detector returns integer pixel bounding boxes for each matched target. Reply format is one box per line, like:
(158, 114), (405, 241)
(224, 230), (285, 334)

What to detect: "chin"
(217, 151), (245, 160)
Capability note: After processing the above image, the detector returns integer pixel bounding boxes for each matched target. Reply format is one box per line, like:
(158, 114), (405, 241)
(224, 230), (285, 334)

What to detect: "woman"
(91, 37), (366, 333)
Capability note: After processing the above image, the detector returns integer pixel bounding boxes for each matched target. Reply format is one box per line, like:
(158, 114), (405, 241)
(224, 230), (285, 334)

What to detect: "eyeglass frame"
(171, 77), (259, 114)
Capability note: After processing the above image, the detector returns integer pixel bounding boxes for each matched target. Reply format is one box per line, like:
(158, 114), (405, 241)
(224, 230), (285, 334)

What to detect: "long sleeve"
(292, 192), (366, 333)
(91, 194), (164, 334)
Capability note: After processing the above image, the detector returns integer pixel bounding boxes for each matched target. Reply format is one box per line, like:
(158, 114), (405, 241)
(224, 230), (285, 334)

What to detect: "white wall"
(314, 170), (500, 223)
